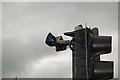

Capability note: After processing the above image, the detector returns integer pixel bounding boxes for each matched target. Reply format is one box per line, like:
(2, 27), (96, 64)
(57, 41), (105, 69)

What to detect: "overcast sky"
(2, 2), (118, 78)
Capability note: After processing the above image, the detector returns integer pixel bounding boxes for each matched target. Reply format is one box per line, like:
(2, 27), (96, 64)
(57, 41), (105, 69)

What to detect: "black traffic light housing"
(45, 25), (113, 80)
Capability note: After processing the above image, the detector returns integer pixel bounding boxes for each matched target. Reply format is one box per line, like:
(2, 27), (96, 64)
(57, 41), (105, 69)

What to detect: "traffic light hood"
(92, 36), (112, 55)
(45, 32), (56, 46)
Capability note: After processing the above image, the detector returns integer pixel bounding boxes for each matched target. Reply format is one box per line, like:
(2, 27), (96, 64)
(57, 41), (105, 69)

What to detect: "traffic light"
(45, 25), (113, 80)
(45, 32), (70, 51)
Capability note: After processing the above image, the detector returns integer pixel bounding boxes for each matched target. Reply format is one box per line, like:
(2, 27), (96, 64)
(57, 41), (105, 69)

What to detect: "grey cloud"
(2, 2), (118, 78)
(2, 36), (57, 77)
